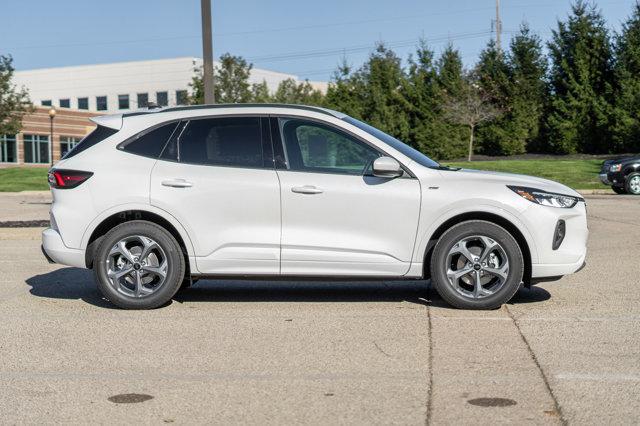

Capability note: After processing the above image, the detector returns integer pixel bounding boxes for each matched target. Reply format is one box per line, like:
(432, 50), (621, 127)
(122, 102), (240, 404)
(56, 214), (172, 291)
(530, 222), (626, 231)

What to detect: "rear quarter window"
(62, 125), (118, 159)
(119, 122), (180, 159)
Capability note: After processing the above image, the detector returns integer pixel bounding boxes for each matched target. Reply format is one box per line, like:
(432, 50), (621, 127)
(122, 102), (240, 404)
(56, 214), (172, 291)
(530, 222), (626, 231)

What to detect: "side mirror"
(372, 156), (403, 178)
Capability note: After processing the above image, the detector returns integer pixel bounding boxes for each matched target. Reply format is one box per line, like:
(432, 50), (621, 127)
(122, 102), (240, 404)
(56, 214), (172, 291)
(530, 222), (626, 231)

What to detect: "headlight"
(610, 164), (622, 172)
(508, 186), (581, 208)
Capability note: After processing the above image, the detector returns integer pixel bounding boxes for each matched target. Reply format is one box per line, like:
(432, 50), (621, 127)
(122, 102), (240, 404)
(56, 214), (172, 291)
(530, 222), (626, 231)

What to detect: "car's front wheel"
(625, 173), (640, 195)
(430, 220), (524, 310)
(93, 221), (185, 309)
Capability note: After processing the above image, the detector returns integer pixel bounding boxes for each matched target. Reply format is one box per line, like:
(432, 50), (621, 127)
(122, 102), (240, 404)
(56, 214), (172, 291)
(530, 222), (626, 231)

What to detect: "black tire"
(430, 220), (524, 310)
(93, 220), (185, 309)
(625, 173), (640, 195)
(612, 186), (627, 195)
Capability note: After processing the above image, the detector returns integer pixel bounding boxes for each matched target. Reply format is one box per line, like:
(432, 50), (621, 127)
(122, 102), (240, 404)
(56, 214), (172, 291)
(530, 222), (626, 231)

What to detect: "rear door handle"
(161, 179), (193, 188)
(291, 185), (323, 194)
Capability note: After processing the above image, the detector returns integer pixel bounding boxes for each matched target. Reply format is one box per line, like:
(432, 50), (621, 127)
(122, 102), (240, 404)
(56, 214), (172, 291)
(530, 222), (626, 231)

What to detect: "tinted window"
(59, 99), (70, 108)
(77, 97), (89, 110)
(63, 125), (118, 159)
(179, 117), (263, 167)
(41, 100), (52, 106)
(278, 118), (380, 175)
(137, 93), (149, 108)
(122, 122), (179, 158)
(176, 90), (188, 105)
(96, 96), (108, 111)
(118, 94), (130, 110)
(156, 91), (168, 106)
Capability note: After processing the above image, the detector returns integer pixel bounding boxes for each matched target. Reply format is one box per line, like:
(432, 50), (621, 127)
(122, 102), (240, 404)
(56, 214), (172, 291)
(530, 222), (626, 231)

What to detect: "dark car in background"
(600, 155), (640, 195)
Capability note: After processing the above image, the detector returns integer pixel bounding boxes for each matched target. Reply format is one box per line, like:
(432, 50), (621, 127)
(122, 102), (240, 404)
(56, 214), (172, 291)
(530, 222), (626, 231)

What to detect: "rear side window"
(121, 122), (180, 158)
(62, 125), (118, 159)
(178, 117), (264, 168)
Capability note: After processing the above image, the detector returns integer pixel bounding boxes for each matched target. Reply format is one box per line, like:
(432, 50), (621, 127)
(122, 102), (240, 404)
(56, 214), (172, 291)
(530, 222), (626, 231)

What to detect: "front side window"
(77, 97), (89, 110)
(60, 136), (79, 158)
(178, 117), (263, 168)
(137, 93), (149, 108)
(277, 118), (380, 175)
(156, 91), (168, 106)
(59, 99), (70, 108)
(96, 96), (108, 111)
(118, 94), (130, 110)
(23, 134), (50, 164)
(0, 135), (17, 163)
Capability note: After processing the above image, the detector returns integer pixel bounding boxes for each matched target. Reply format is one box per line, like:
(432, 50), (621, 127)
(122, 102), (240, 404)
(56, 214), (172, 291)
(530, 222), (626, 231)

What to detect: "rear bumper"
(41, 228), (85, 268)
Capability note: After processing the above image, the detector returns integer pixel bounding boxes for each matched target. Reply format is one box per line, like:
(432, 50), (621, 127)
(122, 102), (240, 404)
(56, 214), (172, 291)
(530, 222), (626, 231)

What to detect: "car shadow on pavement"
(25, 267), (551, 309)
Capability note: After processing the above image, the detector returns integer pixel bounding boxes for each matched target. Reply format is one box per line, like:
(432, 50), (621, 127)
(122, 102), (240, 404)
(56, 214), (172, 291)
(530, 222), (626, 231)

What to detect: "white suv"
(42, 104), (588, 310)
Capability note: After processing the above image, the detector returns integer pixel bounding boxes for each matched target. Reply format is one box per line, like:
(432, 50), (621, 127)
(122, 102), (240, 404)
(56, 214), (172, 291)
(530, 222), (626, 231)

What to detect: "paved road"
(0, 195), (638, 424)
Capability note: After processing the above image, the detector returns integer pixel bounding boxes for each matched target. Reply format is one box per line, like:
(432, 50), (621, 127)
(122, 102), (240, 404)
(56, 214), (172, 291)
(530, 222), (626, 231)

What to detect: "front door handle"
(161, 179), (193, 188)
(291, 185), (323, 194)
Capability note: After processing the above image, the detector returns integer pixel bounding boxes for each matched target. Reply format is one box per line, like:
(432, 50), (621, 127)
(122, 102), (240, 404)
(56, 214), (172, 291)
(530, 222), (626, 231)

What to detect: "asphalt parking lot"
(0, 194), (638, 424)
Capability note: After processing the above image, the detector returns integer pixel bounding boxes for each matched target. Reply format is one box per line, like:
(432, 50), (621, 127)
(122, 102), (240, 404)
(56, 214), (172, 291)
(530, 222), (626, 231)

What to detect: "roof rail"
(158, 103), (345, 118)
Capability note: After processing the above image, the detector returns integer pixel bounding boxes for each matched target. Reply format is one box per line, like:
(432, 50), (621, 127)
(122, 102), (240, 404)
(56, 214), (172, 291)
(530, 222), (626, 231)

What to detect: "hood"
(454, 168), (582, 198)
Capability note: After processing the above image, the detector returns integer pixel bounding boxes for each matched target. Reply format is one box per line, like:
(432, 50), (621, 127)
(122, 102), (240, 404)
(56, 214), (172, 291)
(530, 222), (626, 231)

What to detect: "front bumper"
(599, 173), (611, 185)
(41, 228), (85, 268)
(532, 251), (587, 278)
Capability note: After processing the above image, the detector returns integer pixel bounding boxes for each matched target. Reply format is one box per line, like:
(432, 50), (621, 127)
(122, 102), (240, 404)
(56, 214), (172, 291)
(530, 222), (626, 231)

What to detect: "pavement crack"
(425, 282), (434, 426)
(373, 340), (392, 358)
(505, 306), (568, 426)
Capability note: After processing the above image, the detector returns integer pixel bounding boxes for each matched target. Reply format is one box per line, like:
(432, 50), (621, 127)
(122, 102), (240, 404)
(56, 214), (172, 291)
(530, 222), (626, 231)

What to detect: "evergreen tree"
(355, 43), (410, 141)
(325, 58), (365, 119)
(546, 1), (615, 154)
(432, 45), (468, 159)
(251, 80), (271, 103)
(0, 55), (32, 136)
(613, 2), (640, 152)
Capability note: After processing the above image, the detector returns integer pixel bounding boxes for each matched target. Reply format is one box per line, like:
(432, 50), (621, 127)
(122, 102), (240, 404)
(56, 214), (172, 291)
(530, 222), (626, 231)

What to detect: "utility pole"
(495, 0), (502, 53)
(201, 0), (215, 104)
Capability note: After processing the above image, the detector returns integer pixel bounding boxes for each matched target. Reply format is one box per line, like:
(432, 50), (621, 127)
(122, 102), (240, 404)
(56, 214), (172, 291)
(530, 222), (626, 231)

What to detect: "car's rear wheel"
(625, 174), (640, 195)
(430, 220), (524, 310)
(612, 186), (627, 195)
(93, 221), (185, 309)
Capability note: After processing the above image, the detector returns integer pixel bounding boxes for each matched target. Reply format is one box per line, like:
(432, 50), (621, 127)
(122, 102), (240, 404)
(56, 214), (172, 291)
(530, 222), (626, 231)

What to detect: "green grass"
(445, 159), (604, 190)
(0, 167), (49, 192)
(0, 159), (606, 192)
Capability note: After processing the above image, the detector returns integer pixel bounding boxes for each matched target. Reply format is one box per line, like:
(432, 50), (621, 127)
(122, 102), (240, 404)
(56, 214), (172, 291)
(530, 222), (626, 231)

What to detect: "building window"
(96, 96), (108, 111)
(78, 97), (89, 110)
(41, 100), (52, 106)
(118, 94), (130, 110)
(0, 135), (17, 163)
(176, 90), (188, 105)
(156, 91), (168, 106)
(23, 134), (50, 164)
(59, 99), (70, 108)
(137, 93), (149, 108)
(60, 136), (79, 158)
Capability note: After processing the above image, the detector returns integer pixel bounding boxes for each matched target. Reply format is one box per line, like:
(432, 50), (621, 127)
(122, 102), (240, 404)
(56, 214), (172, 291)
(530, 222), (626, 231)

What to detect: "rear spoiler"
(90, 114), (123, 130)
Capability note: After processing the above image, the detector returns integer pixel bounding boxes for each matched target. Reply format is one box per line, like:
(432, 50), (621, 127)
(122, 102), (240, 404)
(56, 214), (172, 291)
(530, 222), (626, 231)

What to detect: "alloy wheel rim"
(445, 235), (510, 299)
(106, 235), (168, 298)
(630, 176), (640, 194)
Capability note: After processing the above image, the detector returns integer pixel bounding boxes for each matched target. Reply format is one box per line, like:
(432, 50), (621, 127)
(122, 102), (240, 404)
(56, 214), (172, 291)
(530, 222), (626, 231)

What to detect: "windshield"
(343, 116), (441, 169)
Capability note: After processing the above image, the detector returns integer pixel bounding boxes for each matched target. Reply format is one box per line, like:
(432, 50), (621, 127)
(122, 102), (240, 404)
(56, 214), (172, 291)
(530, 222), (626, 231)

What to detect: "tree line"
(191, 1), (640, 160)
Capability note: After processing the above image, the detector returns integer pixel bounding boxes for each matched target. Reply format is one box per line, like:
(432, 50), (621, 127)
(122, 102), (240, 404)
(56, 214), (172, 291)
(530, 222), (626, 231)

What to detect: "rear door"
(150, 116), (281, 274)
(272, 116), (421, 276)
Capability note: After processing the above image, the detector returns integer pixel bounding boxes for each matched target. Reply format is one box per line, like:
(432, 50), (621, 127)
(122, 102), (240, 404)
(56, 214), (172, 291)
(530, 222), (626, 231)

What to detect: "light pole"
(48, 107), (56, 166)
(201, 0), (215, 104)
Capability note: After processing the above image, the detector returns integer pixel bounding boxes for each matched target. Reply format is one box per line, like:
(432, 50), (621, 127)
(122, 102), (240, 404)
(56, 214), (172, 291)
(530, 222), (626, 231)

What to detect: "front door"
(150, 116), (281, 274)
(273, 117), (421, 276)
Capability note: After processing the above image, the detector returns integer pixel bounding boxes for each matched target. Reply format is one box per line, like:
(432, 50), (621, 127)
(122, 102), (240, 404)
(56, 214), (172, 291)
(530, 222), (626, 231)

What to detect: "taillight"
(48, 169), (93, 189)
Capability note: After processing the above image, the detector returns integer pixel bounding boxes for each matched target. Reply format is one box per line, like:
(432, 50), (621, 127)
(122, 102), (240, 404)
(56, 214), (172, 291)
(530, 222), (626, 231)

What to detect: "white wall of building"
(14, 57), (327, 113)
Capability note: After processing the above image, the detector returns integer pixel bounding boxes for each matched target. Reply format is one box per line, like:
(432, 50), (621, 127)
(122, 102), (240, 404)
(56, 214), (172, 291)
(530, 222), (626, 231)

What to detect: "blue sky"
(0, 0), (635, 81)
